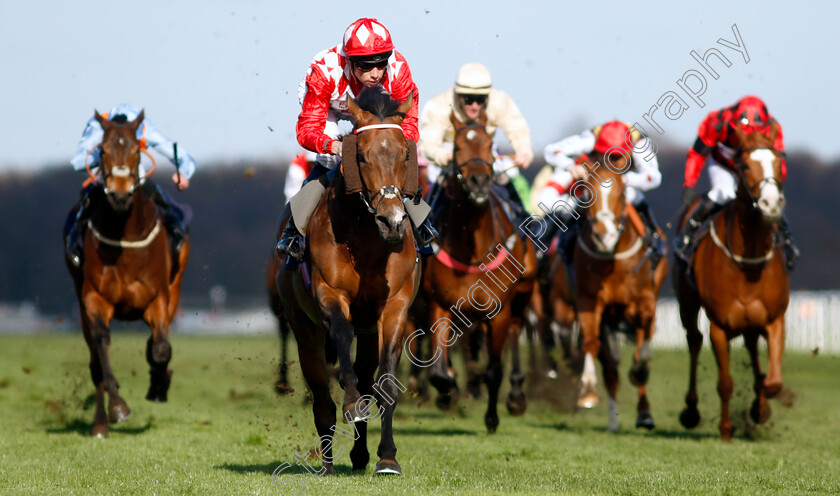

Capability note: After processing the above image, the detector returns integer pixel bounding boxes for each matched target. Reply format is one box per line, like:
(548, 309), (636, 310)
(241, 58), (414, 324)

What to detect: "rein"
(709, 213), (776, 265)
(84, 144), (158, 193)
(576, 233), (644, 261)
(87, 218), (162, 249)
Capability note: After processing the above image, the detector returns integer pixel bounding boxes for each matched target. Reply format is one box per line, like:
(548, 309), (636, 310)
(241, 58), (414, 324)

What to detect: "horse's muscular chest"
(91, 265), (162, 308)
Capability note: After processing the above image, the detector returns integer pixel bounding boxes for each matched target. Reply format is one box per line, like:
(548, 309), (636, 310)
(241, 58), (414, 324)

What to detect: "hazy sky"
(1, 1), (836, 171)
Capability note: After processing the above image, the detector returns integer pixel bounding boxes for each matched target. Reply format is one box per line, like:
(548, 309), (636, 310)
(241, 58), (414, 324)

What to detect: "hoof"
(342, 401), (370, 423)
(505, 393), (527, 416)
(434, 393), (458, 411)
(636, 410), (655, 430)
(679, 406), (701, 429)
(750, 398), (772, 424)
(577, 391), (599, 409)
(274, 382), (294, 395)
(764, 381), (783, 398)
(146, 369), (172, 402)
(628, 361), (650, 387)
(92, 424), (109, 438)
(374, 459), (402, 475)
(484, 413), (499, 433)
(108, 400), (132, 424)
(719, 422), (734, 441)
(322, 464), (335, 476)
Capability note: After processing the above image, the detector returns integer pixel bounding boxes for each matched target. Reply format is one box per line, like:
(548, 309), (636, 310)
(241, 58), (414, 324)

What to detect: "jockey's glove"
(681, 186), (697, 208)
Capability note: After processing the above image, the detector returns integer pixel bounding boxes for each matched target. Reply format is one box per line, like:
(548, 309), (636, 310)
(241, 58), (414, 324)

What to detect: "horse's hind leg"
(677, 288), (703, 429)
(144, 296), (172, 402)
(505, 321), (527, 416)
(465, 327), (484, 399)
(321, 297), (363, 421)
(709, 322), (734, 440)
(744, 331), (771, 424)
(597, 328), (620, 432)
(83, 292), (131, 431)
(274, 315), (294, 394)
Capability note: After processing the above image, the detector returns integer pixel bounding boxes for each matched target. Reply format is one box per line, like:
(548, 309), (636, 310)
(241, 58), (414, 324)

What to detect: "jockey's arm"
(143, 121), (196, 182)
(624, 137), (662, 191)
(544, 129), (596, 170)
(296, 69), (338, 156)
(418, 91), (455, 166)
(491, 90), (533, 168)
(684, 112), (718, 188)
(70, 116), (105, 171)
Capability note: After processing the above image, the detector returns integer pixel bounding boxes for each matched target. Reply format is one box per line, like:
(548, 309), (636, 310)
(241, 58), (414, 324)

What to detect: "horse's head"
(581, 150), (629, 253)
(732, 122), (785, 222)
(347, 88), (413, 243)
(94, 110), (144, 212)
(450, 109), (493, 206)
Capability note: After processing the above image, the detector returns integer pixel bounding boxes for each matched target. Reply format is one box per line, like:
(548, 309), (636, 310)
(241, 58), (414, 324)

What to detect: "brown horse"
(675, 122), (789, 440)
(561, 151), (668, 431)
(64, 111), (190, 437)
(274, 88), (420, 475)
(419, 110), (537, 433)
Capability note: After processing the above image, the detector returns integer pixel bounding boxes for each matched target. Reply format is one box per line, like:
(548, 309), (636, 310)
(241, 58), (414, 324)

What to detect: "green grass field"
(0, 333), (838, 495)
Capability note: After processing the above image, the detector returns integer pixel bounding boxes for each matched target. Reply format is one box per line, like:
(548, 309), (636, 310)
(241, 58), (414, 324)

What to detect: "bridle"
(735, 146), (783, 211)
(353, 123), (411, 215)
(450, 122), (494, 183)
(84, 140), (157, 196)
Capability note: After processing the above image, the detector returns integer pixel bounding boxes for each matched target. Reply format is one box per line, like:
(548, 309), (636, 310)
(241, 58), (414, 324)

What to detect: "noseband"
(85, 142), (157, 196)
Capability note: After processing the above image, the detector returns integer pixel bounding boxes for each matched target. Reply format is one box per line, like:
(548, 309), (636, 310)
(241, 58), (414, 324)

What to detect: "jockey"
(283, 150), (318, 204)
(675, 95), (799, 270)
(277, 17), (438, 261)
(65, 103), (196, 267)
(418, 62), (533, 216)
(537, 121), (663, 263)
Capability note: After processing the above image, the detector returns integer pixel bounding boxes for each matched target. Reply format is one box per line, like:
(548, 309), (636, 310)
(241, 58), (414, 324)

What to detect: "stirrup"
(416, 221), (439, 246)
(277, 225), (304, 261)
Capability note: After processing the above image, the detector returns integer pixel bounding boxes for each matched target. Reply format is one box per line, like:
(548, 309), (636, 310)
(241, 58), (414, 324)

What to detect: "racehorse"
(64, 111), (190, 437)
(674, 122), (789, 440)
(566, 151), (668, 431)
(274, 88), (420, 475)
(420, 110), (537, 433)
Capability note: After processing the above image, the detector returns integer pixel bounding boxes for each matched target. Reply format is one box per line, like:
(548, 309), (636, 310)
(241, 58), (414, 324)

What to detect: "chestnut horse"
(64, 111), (189, 437)
(564, 151), (668, 431)
(419, 110), (537, 433)
(274, 89), (420, 475)
(675, 123), (789, 440)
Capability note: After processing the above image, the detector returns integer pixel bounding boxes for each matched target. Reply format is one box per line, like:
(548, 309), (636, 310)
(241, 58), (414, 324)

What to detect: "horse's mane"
(356, 86), (405, 121)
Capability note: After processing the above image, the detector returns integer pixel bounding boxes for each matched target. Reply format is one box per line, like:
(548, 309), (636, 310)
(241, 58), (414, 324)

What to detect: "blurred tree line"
(1, 149), (837, 317)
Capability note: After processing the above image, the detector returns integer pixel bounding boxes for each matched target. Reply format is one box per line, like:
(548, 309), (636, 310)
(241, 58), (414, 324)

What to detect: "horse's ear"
(449, 110), (464, 129)
(396, 90), (414, 117)
(768, 120), (780, 144)
(94, 110), (107, 127)
(129, 110), (145, 132)
(347, 95), (368, 126)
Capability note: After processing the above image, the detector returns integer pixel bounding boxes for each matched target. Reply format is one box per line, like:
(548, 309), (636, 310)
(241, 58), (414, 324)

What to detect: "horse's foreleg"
(81, 311), (108, 437)
(763, 317), (785, 398)
(630, 298), (656, 430)
(275, 315), (293, 394)
(744, 331), (771, 425)
(349, 333), (378, 472)
(678, 291), (703, 430)
(484, 317), (508, 434)
(576, 299), (603, 409)
(597, 326), (620, 432)
(321, 297), (361, 420)
(709, 322), (734, 440)
(293, 318), (335, 476)
(505, 320), (527, 416)
(82, 290), (129, 431)
(144, 296), (172, 403)
(373, 303), (410, 475)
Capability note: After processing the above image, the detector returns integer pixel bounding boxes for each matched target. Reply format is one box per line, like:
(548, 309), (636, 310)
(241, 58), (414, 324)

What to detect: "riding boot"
(558, 214), (580, 267)
(65, 189), (94, 267)
(148, 182), (186, 254)
(674, 196), (723, 261)
(634, 201), (666, 261)
(778, 215), (800, 271)
(276, 164), (329, 262)
(276, 217), (304, 260)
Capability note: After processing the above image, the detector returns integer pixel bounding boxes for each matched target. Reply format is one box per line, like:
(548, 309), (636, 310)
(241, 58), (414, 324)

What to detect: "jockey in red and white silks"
(283, 151), (318, 203)
(538, 121), (661, 218)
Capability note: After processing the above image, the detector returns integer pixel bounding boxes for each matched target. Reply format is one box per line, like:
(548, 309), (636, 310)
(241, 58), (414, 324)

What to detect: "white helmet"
(454, 63), (492, 95)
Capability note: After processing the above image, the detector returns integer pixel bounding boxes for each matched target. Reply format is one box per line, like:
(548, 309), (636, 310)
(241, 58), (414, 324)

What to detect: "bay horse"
(420, 110), (537, 433)
(674, 122), (789, 440)
(567, 151), (668, 431)
(274, 88), (420, 475)
(64, 111), (190, 437)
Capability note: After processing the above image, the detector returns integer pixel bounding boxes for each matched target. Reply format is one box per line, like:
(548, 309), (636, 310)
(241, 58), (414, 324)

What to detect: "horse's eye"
(356, 153), (365, 164)
(405, 149), (410, 161)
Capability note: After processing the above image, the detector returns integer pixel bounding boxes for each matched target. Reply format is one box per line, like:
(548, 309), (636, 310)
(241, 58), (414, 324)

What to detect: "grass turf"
(0, 333), (838, 495)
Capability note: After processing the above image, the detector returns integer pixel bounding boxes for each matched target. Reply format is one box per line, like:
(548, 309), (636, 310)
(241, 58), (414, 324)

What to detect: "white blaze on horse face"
(112, 165), (131, 177)
(594, 182), (619, 252)
(466, 129), (477, 141)
(750, 149), (784, 219)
